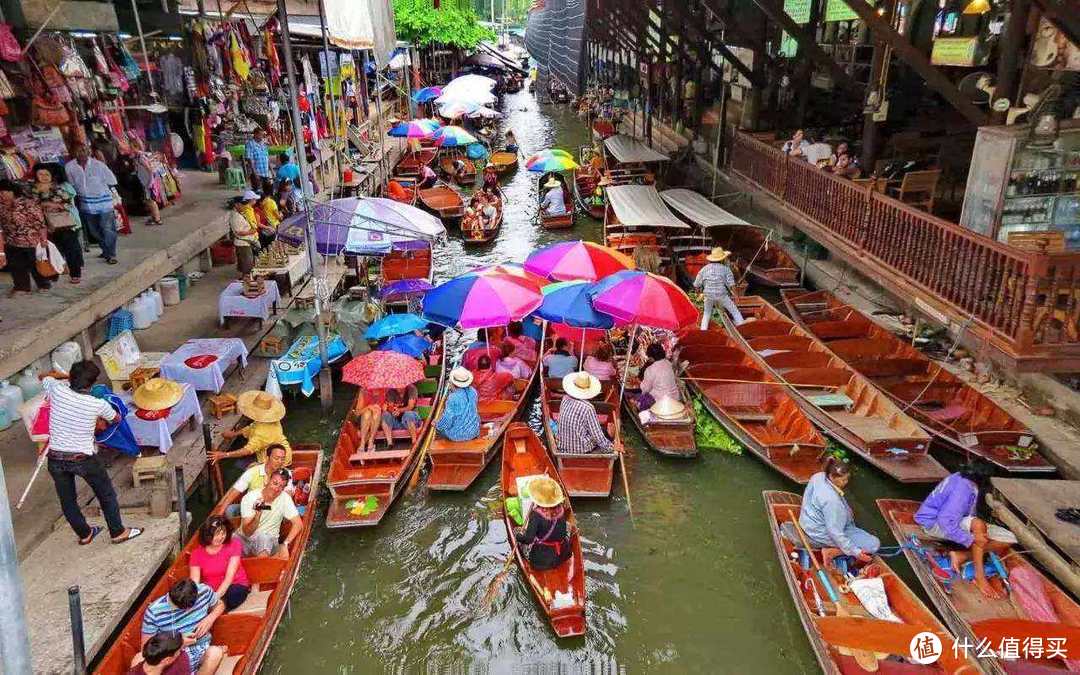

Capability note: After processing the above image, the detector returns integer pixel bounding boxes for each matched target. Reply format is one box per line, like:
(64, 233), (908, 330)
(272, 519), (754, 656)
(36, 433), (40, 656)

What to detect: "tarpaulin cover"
(660, 189), (751, 229)
(322, 0), (396, 67)
(605, 185), (691, 229)
(603, 135), (669, 164)
(525, 0), (587, 95)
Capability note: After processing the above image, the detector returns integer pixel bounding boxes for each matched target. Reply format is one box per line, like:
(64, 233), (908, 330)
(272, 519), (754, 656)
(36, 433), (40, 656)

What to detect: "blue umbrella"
(412, 86), (443, 103)
(378, 333), (433, 358)
(466, 143), (489, 160)
(364, 313), (428, 339)
(536, 281), (614, 328)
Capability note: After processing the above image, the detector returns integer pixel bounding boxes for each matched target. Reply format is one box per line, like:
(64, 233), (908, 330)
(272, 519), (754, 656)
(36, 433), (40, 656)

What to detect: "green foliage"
(394, 0), (497, 48)
(691, 395), (744, 455)
(823, 440), (849, 463)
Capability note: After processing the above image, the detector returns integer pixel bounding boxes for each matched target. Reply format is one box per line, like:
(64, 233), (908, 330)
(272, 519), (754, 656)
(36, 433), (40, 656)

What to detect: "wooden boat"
(439, 153), (478, 185)
(383, 177), (418, 206)
(621, 333), (696, 457)
(461, 189), (503, 245)
(489, 151), (519, 174)
(540, 362), (619, 498)
(603, 185), (689, 282)
(92, 447), (324, 675)
(393, 148), (437, 178)
(573, 174), (604, 219)
(427, 325), (545, 490)
(667, 235), (749, 297)
(325, 344), (446, 527)
(418, 181), (466, 223)
(726, 296), (948, 484)
(766, 491), (976, 675)
(537, 171), (575, 230)
(783, 288), (1051, 474)
(878, 498), (1080, 674)
(680, 328), (826, 483)
(501, 423), (586, 637)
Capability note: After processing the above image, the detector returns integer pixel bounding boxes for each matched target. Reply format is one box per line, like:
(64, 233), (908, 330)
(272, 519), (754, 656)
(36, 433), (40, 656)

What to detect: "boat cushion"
(231, 588), (272, 616)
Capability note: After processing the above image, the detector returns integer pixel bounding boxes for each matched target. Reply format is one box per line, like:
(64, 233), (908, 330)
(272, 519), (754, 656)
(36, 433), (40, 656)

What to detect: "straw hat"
(237, 390), (286, 423)
(450, 367), (474, 388)
(649, 397), (687, 420)
(528, 475), (564, 508)
(706, 247), (731, 262)
(132, 378), (184, 411)
(562, 371), (601, 400)
(544, 177), (561, 189)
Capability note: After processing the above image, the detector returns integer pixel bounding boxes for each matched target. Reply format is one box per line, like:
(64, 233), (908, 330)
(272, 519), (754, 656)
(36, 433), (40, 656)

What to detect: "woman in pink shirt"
(505, 321), (538, 364)
(495, 342), (531, 380)
(584, 343), (617, 381)
(637, 343), (681, 409)
(189, 515), (250, 611)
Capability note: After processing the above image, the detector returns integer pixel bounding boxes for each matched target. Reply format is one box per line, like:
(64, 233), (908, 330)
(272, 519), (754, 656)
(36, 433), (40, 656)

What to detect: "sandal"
(78, 526), (103, 545)
(1055, 508), (1080, 525)
(111, 527), (143, 544)
(146, 219), (163, 226)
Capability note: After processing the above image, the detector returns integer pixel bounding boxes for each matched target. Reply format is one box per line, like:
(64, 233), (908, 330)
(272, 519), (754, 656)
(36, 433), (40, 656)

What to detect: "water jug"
(0, 405), (11, 431)
(15, 368), (41, 400)
(131, 295), (154, 330)
(51, 341), (83, 375)
(160, 277), (181, 306)
(141, 291), (160, 321)
(148, 287), (164, 317)
(0, 380), (24, 429)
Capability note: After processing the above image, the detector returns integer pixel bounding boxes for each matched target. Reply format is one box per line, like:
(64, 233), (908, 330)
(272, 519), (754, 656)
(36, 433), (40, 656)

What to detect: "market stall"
(159, 338), (249, 393)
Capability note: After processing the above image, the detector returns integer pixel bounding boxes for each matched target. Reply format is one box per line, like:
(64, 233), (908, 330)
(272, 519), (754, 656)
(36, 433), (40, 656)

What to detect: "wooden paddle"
(407, 380), (449, 493)
(815, 616), (975, 674)
(612, 403), (633, 524)
(480, 554), (516, 610)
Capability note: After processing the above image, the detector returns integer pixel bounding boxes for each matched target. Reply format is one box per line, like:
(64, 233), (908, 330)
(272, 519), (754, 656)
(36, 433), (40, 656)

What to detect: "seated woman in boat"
(496, 342), (532, 380)
(505, 321), (538, 363)
(386, 179), (410, 202)
(380, 385), (422, 446)
(451, 158), (469, 182)
(352, 387), (384, 453)
(463, 339), (497, 371)
(557, 372), (616, 455)
(633, 244), (661, 275)
(543, 337), (578, 379)
(189, 515), (251, 612)
(540, 176), (568, 216)
(584, 343), (617, 381)
(914, 462), (1017, 599)
(504, 130), (518, 154)
(799, 457), (879, 563)
(636, 343), (680, 410)
(515, 476), (573, 571)
(472, 355), (515, 400)
(436, 368), (481, 442)
(209, 391), (291, 467)
(418, 164), (438, 189)
(482, 164), (498, 192)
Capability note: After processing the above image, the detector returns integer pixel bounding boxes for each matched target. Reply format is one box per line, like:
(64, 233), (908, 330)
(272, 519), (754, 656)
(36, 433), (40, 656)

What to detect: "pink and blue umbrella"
(526, 154), (580, 173)
(422, 272), (543, 329)
(588, 270), (698, 330)
(537, 281), (614, 329)
(524, 240), (635, 281)
(432, 125), (478, 148)
(412, 86), (443, 104)
(388, 118), (441, 138)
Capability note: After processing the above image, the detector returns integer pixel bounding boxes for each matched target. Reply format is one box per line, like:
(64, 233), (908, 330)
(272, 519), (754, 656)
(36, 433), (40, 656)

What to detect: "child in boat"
(799, 457), (879, 562)
(515, 476), (573, 571)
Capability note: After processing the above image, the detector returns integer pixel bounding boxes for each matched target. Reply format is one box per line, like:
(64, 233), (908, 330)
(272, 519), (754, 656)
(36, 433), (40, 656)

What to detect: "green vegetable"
(691, 395), (744, 455)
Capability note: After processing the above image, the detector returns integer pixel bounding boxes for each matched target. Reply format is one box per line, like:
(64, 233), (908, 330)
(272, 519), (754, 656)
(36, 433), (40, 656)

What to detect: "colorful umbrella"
(432, 125), (478, 147)
(342, 351), (426, 389)
(466, 143), (490, 160)
(468, 263), (547, 291)
(388, 118), (441, 138)
(378, 333), (433, 358)
(276, 197), (445, 255)
(379, 279), (434, 298)
(422, 272), (543, 329)
(588, 270), (699, 330)
(524, 240), (635, 282)
(364, 313), (428, 339)
(526, 154), (580, 172)
(412, 86), (443, 103)
(528, 148), (574, 160)
(537, 280), (614, 329)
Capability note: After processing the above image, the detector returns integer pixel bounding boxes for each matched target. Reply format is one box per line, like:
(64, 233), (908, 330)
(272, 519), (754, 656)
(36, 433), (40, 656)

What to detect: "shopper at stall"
(276, 180), (302, 218)
(0, 179), (52, 295)
(274, 152), (301, 189)
(228, 196), (259, 276)
(34, 163), (83, 284)
(244, 128), (271, 188)
(65, 143), (119, 264)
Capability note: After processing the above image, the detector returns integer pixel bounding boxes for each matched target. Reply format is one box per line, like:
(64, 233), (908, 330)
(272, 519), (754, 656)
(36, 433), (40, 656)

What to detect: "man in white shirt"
(65, 144), (120, 264)
(42, 360), (142, 545)
(215, 444), (290, 518)
(540, 177), (567, 216)
(239, 469), (302, 559)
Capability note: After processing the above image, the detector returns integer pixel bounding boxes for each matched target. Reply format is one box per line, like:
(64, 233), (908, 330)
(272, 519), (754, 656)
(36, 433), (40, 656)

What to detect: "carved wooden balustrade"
(729, 130), (1080, 371)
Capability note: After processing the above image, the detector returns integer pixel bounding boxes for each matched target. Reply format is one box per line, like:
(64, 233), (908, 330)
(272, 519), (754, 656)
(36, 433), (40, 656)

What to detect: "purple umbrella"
(379, 279), (434, 298)
(276, 197), (445, 255)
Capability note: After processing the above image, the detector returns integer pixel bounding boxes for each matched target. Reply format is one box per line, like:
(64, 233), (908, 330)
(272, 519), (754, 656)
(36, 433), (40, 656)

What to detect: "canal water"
(260, 91), (931, 672)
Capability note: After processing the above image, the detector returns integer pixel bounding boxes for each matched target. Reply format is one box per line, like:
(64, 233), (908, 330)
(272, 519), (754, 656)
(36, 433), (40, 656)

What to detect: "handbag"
(35, 241), (64, 278)
(32, 93), (70, 126)
(45, 208), (75, 231)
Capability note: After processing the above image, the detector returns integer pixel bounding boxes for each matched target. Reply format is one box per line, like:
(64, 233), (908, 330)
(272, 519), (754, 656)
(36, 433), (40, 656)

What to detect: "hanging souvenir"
(263, 26), (280, 84)
(32, 92), (70, 127)
(0, 69), (15, 99)
(91, 44), (109, 74)
(0, 24), (21, 62)
(118, 43), (141, 81)
(40, 64), (72, 103)
(34, 36), (64, 66)
(229, 32), (250, 81)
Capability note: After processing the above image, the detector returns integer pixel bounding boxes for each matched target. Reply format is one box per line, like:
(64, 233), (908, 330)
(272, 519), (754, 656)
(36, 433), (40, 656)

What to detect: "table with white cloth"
(120, 383), (203, 453)
(159, 338), (249, 393)
(218, 280), (281, 326)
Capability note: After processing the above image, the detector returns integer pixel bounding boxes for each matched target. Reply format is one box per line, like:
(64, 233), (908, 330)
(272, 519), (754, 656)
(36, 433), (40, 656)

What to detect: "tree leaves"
(394, 0), (497, 48)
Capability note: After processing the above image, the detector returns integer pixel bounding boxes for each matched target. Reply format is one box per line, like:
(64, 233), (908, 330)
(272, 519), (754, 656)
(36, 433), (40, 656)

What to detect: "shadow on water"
(261, 91), (931, 672)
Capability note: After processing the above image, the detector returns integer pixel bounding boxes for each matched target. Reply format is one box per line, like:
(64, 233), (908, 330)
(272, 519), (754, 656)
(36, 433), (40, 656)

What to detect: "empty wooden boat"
(383, 177), (418, 206)
(439, 153), (478, 185)
(418, 181), (466, 223)
(783, 288), (1050, 474)
(601, 134), (666, 186)
(766, 491), (976, 675)
(393, 148), (438, 178)
(540, 369), (619, 498)
(680, 328), (826, 483)
(501, 423), (587, 638)
(726, 296), (948, 484)
(537, 172), (575, 230)
(489, 151), (519, 174)
(461, 189), (503, 245)
(878, 498), (1080, 675)
(325, 345), (445, 527)
(92, 447), (324, 675)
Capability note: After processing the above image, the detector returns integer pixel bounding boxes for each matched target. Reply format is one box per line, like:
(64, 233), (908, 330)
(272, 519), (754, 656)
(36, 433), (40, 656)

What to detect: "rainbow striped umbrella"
(526, 154), (580, 172)
(388, 118), (441, 138)
(422, 272), (543, 329)
(432, 125), (478, 147)
(524, 240), (635, 282)
(588, 270), (699, 330)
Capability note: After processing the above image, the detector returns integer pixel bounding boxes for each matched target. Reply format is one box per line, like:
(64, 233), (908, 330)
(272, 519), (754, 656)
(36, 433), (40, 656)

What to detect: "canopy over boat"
(660, 188), (752, 229)
(603, 135), (669, 164)
(606, 185), (690, 229)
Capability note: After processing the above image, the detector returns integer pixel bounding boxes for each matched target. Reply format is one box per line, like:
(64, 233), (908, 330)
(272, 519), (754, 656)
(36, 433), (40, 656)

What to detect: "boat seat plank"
(349, 449), (412, 463)
(230, 588), (272, 617)
(214, 655), (242, 675)
(807, 393), (854, 408)
(828, 413), (904, 441)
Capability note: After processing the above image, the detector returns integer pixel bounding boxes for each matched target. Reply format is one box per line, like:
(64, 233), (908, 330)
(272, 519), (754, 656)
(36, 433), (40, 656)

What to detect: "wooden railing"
(729, 130), (1080, 371)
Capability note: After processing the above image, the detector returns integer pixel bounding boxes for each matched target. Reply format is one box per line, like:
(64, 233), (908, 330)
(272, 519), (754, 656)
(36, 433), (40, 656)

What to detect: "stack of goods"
(241, 275), (265, 298)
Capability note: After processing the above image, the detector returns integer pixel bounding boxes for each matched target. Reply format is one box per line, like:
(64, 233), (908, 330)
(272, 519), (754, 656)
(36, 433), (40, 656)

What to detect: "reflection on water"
(261, 91), (926, 672)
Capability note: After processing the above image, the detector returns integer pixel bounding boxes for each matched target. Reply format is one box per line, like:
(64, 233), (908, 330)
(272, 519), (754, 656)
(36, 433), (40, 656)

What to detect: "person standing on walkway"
(274, 151), (300, 190)
(694, 247), (743, 329)
(0, 180), (52, 296)
(65, 143), (119, 265)
(228, 196), (259, 277)
(41, 360), (142, 545)
(34, 163), (83, 284)
(244, 128), (271, 188)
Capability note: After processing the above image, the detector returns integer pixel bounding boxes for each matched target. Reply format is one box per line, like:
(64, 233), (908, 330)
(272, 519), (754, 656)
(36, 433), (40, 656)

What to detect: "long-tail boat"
(540, 365), (619, 498)
(418, 181), (466, 224)
(502, 423), (586, 637)
(621, 331), (697, 457)
(325, 344), (446, 527)
(878, 498), (1080, 675)
(667, 234), (750, 297)
(383, 177), (418, 206)
(727, 296), (948, 484)
(537, 171), (575, 230)
(439, 153), (478, 185)
(680, 328), (826, 483)
(766, 491), (977, 675)
(782, 288), (1051, 474)
(92, 447), (324, 675)
(489, 151), (519, 175)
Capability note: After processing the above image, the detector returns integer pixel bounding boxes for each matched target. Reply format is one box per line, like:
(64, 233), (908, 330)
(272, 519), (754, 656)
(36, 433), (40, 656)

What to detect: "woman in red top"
(0, 180), (52, 296)
(471, 354), (514, 400)
(189, 515), (250, 611)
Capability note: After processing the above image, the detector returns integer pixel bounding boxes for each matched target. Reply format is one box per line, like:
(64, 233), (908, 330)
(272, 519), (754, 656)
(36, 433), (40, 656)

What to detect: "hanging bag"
(32, 93), (70, 126)
(0, 24), (22, 62)
(35, 241), (64, 278)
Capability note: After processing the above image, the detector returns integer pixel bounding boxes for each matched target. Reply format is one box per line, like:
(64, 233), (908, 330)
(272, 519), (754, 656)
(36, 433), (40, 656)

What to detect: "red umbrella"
(342, 351), (426, 390)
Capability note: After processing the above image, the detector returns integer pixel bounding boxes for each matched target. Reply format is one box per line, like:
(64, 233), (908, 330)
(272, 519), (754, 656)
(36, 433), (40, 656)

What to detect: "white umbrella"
(435, 90), (496, 107)
(467, 106), (502, 119)
(443, 74), (497, 95)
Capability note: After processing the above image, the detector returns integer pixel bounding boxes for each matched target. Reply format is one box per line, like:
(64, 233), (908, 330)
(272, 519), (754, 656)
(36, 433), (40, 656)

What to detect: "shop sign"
(824, 0), (872, 23)
(931, 36), (980, 66)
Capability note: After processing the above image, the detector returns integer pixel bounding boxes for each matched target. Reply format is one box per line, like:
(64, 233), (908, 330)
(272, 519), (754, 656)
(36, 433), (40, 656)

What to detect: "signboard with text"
(779, 0), (812, 57)
(931, 36), (981, 66)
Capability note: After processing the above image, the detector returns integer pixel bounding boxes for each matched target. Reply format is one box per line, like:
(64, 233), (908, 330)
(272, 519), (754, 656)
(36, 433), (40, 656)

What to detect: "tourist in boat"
(215, 443), (291, 517)
(636, 343), (681, 411)
(782, 129), (809, 158)
(505, 321), (538, 363)
(451, 158), (469, 182)
(543, 337), (578, 379)
(380, 385), (422, 446)
(239, 468), (303, 559)
(436, 368), (481, 442)
(799, 457), (880, 562)
(472, 354), (515, 400)
(557, 372), (616, 455)
(462, 338), (496, 371)
(540, 176), (568, 217)
(127, 631), (190, 675)
(584, 343), (617, 381)
(352, 386), (384, 453)
(140, 579), (226, 675)
(418, 164), (438, 189)
(189, 515), (251, 612)
(479, 197), (498, 230)
(482, 163), (499, 192)
(495, 342), (531, 379)
(515, 476), (573, 571)
(386, 178), (410, 202)
(504, 129), (518, 154)
(914, 463), (1017, 599)
(694, 247), (744, 329)
(210, 391), (291, 466)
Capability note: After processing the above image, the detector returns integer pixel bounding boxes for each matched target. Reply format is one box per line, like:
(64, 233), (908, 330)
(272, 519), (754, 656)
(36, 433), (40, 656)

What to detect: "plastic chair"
(225, 167), (247, 190)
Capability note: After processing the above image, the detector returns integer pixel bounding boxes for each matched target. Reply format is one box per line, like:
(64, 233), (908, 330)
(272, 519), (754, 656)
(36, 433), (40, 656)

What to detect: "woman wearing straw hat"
(693, 247), (744, 330)
(515, 475), (573, 571)
(435, 368), (480, 442)
(209, 391), (291, 466)
(557, 371), (617, 455)
(539, 175), (567, 217)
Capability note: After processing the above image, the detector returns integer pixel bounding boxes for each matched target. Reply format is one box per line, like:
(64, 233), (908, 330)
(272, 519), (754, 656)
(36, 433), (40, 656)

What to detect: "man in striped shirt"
(141, 579), (226, 674)
(65, 144), (119, 264)
(42, 360), (142, 545)
(556, 372), (617, 455)
(693, 247), (744, 329)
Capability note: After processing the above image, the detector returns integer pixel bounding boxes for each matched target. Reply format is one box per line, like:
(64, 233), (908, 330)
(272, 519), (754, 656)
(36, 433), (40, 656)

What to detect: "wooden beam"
(1031, 0), (1080, 48)
(832, 0), (989, 126)
(746, 0), (862, 92)
(635, 0), (742, 83)
(990, 0), (1030, 124)
(671, 0), (767, 87)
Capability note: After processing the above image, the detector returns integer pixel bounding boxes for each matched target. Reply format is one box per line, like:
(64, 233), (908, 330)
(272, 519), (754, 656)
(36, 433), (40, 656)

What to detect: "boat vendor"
(451, 158), (469, 182)
(504, 130), (518, 154)
(482, 163), (499, 192)
(540, 176), (567, 217)
(799, 457), (879, 563)
(419, 164), (438, 189)
(209, 391), (291, 466)
(636, 343), (680, 411)
(914, 463), (1017, 599)
(381, 385), (423, 446)
(694, 247), (744, 329)
(239, 468), (302, 559)
(557, 372), (616, 455)
(214, 443), (291, 517)
(543, 337), (578, 379)
(515, 475), (573, 571)
(436, 368), (481, 442)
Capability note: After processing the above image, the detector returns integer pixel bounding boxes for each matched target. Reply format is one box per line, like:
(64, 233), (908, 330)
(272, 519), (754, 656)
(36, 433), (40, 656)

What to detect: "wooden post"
(795, 0), (822, 127)
(990, 0), (1030, 125)
(860, 0), (896, 170)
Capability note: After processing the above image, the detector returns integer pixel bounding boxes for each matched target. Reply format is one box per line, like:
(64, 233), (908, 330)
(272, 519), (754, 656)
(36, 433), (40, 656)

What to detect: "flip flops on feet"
(1055, 508), (1080, 525)
(78, 525), (104, 545)
(111, 527), (143, 544)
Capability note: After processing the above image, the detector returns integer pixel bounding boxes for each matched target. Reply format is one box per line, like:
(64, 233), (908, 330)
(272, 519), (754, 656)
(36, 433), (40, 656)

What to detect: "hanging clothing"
(159, 53), (185, 100)
(230, 32), (250, 81)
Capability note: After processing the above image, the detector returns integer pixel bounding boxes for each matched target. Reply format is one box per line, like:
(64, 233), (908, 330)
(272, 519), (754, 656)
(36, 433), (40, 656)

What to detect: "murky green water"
(260, 92), (932, 672)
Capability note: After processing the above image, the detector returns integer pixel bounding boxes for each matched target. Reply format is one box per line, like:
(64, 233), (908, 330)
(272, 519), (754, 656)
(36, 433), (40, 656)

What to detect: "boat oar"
(613, 406), (633, 524)
(407, 379), (449, 493)
(480, 554), (516, 610)
(814, 616), (974, 674)
(786, 509), (839, 604)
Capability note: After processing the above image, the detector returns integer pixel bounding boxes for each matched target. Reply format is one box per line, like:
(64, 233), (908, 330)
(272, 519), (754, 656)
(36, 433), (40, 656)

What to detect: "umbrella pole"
(615, 323), (637, 523)
(579, 327), (585, 369)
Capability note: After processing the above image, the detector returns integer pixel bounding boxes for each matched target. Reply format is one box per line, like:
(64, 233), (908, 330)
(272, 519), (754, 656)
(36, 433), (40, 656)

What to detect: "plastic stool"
(225, 167), (247, 190)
